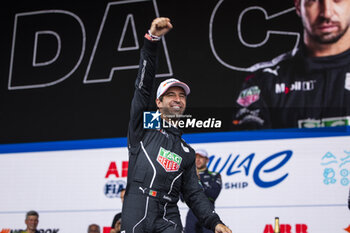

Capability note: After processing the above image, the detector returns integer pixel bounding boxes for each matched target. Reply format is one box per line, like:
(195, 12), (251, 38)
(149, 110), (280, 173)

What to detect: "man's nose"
(320, 0), (334, 19)
(174, 95), (181, 102)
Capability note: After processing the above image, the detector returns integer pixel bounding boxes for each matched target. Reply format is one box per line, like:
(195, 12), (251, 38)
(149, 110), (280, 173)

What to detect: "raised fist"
(149, 17), (173, 37)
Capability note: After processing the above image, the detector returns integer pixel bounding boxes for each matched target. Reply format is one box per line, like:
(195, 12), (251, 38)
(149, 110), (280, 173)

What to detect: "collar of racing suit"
(198, 168), (209, 175)
(296, 45), (350, 72)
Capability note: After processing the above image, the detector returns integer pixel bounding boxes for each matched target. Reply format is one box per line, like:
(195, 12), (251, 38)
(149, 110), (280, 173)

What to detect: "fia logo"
(143, 110), (161, 129)
(104, 180), (126, 198)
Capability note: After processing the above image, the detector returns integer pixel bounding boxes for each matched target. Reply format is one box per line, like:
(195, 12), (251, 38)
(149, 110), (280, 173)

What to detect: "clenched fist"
(149, 17), (173, 37)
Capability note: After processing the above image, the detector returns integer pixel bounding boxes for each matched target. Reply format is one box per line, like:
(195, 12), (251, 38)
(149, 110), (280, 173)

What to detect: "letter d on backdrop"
(8, 10), (86, 90)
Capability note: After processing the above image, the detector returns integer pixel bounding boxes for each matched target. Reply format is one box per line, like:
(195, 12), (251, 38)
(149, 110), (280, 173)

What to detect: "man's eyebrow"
(165, 90), (186, 96)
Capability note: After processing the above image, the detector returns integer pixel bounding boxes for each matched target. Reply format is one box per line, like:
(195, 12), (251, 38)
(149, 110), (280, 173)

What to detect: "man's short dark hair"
(26, 210), (39, 220)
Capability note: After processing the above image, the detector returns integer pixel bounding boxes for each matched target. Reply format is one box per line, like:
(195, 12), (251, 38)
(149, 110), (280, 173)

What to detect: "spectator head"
(25, 210), (39, 232)
(195, 149), (209, 170)
(88, 224), (100, 233)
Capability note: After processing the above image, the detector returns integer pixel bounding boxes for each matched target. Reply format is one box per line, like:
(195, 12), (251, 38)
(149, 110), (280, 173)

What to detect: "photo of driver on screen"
(233, 0), (350, 130)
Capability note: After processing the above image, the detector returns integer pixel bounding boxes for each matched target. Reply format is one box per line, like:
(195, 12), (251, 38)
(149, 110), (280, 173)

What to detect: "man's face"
(196, 154), (208, 170)
(25, 215), (39, 230)
(296, 0), (350, 44)
(156, 86), (187, 118)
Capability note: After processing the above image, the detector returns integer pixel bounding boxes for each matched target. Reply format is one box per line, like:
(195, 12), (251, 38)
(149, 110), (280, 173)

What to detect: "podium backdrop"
(1, 129), (350, 232)
(1, 0), (349, 232)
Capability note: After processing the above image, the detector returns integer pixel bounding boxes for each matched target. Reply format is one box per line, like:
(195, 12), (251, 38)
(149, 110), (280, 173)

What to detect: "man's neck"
(197, 167), (207, 172)
(25, 229), (36, 233)
(304, 29), (350, 57)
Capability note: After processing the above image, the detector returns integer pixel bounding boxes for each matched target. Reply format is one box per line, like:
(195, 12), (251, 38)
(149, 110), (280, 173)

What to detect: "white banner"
(1, 135), (350, 232)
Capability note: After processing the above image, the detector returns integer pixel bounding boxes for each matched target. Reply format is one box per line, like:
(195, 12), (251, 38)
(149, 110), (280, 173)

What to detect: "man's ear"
(155, 98), (161, 108)
(294, 0), (301, 17)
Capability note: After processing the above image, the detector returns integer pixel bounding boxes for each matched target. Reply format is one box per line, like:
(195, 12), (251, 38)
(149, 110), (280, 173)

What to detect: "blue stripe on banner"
(0, 204), (346, 215)
(0, 126), (349, 154)
(0, 137), (127, 154)
(182, 125), (350, 143)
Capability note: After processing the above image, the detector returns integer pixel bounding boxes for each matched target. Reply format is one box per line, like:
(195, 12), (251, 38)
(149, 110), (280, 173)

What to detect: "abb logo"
(264, 224), (308, 233)
(105, 161), (128, 178)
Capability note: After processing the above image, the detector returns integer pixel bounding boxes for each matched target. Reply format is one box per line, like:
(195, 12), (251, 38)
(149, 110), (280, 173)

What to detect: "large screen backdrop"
(0, 0), (302, 143)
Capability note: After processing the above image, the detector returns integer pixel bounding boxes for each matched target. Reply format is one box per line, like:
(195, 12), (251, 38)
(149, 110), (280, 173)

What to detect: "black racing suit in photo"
(185, 169), (222, 233)
(233, 46), (350, 129)
(121, 39), (223, 233)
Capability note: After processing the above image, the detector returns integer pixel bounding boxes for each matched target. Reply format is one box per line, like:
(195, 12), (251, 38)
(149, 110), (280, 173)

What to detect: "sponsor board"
(0, 135), (349, 232)
(263, 223), (308, 233)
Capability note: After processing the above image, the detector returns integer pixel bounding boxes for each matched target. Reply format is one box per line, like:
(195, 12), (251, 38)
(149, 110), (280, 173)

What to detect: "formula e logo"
(275, 80), (315, 94)
(143, 110), (161, 129)
(209, 150), (293, 189)
(157, 147), (182, 172)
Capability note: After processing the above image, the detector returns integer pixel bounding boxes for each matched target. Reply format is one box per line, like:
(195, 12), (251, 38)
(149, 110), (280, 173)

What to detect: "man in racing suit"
(185, 149), (222, 233)
(121, 17), (231, 233)
(233, 0), (350, 129)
